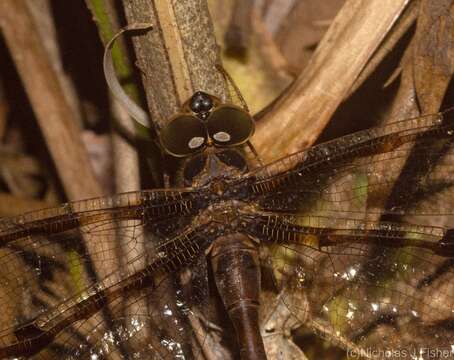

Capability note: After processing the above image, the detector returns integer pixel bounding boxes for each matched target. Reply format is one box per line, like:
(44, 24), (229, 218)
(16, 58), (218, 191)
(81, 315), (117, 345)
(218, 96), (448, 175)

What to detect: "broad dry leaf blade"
(413, 0), (454, 112)
(254, 0), (413, 161)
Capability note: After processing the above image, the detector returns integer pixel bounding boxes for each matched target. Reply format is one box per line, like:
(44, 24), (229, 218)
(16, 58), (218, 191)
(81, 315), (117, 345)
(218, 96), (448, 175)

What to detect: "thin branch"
(121, 0), (228, 129)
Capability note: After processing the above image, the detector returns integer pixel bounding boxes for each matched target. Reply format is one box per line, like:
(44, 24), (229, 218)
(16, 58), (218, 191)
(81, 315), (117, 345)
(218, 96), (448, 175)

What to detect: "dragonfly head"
(160, 92), (255, 158)
(160, 92), (255, 186)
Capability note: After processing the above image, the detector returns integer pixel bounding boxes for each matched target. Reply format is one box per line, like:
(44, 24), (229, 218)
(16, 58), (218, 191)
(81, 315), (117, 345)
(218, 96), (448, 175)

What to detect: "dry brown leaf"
(261, 290), (309, 359)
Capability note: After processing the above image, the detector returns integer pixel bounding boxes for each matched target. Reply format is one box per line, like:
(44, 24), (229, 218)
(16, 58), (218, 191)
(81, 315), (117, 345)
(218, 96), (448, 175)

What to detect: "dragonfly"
(1, 42), (454, 359)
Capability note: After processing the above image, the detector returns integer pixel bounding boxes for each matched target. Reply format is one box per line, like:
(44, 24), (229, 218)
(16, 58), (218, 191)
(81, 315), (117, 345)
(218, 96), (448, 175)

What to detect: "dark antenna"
(215, 64), (263, 166)
(215, 63), (249, 112)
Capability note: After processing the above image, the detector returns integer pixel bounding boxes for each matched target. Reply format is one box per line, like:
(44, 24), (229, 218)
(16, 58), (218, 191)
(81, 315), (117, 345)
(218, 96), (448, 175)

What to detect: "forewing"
(0, 188), (225, 359)
(238, 111), (454, 222)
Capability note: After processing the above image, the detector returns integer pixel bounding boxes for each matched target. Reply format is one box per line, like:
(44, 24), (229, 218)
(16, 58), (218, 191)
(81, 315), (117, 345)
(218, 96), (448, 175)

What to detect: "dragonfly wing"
(238, 112), (454, 222)
(0, 188), (228, 359)
(234, 112), (454, 357)
(241, 211), (454, 357)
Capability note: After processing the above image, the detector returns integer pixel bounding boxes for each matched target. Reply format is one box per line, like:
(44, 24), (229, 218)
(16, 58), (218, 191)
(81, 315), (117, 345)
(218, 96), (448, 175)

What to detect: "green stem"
(86, 0), (151, 138)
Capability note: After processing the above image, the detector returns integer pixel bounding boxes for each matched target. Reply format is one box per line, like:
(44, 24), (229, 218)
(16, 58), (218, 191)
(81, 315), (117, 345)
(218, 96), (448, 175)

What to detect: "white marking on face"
(213, 131), (231, 142)
(188, 136), (205, 149)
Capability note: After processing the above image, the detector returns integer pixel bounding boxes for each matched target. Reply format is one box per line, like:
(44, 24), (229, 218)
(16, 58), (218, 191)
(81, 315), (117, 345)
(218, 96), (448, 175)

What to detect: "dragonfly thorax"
(197, 199), (248, 229)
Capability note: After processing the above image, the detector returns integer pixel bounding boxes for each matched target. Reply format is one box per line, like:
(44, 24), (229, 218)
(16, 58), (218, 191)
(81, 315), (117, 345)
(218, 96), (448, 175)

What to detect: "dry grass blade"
(375, 0), (454, 232)
(271, 0), (344, 74)
(27, 0), (84, 127)
(412, 0), (454, 113)
(0, 0), (101, 201)
(0, 80), (7, 140)
(348, 0), (418, 97)
(253, 0), (412, 162)
(0, 0), (119, 294)
(386, 0), (454, 122)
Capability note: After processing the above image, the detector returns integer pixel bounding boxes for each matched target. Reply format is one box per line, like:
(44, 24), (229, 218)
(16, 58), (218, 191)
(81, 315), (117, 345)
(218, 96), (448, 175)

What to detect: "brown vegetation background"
(0, 0), (453, 358)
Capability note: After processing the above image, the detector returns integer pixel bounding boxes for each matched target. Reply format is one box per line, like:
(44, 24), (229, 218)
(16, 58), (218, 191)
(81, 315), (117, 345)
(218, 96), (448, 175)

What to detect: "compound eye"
(160, 115), (207, 157)
(216, 150), (247, 170)
(207, 106), (254, 147)
(183, 154), (207, 184)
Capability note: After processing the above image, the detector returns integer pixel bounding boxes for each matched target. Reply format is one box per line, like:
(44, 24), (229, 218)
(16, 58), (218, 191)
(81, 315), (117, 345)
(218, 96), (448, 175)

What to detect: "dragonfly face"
(161, 91), (253, 187)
